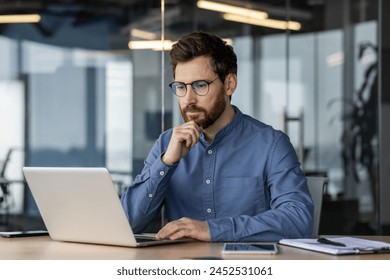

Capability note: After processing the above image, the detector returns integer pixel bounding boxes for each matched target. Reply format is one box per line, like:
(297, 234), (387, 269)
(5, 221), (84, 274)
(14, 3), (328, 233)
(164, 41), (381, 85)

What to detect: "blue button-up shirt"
(121, 106), (313, 242)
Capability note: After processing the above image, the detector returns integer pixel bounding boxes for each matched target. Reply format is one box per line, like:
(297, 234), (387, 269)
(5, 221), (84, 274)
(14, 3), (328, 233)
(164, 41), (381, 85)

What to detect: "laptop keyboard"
(134, 235), (157, 243)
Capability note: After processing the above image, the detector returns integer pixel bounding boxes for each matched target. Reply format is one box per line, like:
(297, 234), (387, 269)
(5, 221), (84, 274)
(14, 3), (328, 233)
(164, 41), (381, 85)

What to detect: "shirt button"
(206, 208), (212, 213)
(205, 179), (211, 184)
(148, 194), (153, 198)
(159, 171), (165, 176)
(208, 150), (213, 155)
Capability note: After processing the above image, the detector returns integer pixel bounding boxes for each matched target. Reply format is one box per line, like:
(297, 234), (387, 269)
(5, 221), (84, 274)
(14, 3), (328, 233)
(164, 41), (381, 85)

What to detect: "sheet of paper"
(279, 237), (390, 255)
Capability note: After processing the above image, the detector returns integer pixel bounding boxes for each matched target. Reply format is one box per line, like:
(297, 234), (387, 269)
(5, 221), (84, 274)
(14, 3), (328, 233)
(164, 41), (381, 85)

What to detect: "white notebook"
(279, 237), (390, 255)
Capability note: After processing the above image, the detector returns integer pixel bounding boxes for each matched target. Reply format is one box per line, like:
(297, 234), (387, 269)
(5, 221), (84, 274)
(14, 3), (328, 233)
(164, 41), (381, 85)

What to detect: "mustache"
(183, 104), (206, 113)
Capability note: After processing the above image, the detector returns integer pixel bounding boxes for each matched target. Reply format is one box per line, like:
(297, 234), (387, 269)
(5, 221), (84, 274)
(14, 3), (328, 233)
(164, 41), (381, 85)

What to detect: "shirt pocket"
(216, 177), (267, 216)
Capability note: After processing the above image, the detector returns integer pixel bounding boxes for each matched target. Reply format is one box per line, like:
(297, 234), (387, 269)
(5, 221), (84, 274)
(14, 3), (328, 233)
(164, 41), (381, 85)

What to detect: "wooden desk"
(1, 235), (390, 260)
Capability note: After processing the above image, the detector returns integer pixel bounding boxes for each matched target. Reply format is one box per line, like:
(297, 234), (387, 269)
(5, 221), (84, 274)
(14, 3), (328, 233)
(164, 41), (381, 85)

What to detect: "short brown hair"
(169, 32), (237, 82)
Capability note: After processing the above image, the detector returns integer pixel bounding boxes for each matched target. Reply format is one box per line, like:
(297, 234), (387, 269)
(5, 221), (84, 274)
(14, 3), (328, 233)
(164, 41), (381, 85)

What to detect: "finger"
(189, 128), (199, 148)
(184, 132), (194, 148)
(184, 123), (201, 147)
(157, 218), (197, 240)
(173, 126), (198, 148)
(156, 221), (183, 240)
(187, 121), (202, 138)
(172, 129), (193, 148)
(165, 228), (191, 240)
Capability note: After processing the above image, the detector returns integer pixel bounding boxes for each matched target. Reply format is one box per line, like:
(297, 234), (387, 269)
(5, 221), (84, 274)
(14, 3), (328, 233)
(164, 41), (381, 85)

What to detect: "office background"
(0, 0), (389, 236)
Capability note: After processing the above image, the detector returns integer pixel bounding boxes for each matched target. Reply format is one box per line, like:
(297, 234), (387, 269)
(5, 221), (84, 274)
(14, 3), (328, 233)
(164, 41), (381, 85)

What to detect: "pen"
(317, 238), (346, 247)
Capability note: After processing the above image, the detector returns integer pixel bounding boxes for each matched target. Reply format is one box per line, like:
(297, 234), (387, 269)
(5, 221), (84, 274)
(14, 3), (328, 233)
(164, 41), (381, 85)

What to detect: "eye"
(193, 81), (207, 89)
(175, 83), (186, 90)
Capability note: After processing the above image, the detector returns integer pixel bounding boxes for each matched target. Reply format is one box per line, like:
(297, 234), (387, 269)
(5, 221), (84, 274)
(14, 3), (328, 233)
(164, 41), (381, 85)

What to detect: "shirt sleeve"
(120, 136), (177, 233)
(207, 133), (314, 242)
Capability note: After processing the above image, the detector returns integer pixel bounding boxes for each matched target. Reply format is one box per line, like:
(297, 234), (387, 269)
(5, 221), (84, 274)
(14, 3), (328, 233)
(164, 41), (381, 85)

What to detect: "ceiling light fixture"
(128, 38), (233, 51)
(128, 40), (175, 51)
(130, 29), (159, 40)
(0, 14), (41, 24)
(223, 13), (301, 31)
(197, 0), (268, 20)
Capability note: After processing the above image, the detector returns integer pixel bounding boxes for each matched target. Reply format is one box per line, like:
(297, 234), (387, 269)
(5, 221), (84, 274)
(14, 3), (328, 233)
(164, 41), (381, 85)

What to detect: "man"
(121, 31), (313, 242)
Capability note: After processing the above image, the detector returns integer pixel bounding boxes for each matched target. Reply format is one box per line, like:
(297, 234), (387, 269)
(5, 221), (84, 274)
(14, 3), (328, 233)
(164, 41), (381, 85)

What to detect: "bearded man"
(121, 32), (313, 242)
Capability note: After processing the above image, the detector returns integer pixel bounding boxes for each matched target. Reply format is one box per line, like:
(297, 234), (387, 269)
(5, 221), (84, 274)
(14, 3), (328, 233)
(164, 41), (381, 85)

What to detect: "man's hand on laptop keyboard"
(156, 217), (210, 242)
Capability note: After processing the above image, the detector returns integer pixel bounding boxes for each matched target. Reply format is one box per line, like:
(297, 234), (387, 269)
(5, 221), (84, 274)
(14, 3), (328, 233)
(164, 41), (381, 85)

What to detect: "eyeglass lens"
(171, 80), (210, 96)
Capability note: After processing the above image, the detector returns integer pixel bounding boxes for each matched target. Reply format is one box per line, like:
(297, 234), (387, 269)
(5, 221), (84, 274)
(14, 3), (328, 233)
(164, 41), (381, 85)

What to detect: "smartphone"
(0, 230), (49, 238)
(222, 243), (278, 255)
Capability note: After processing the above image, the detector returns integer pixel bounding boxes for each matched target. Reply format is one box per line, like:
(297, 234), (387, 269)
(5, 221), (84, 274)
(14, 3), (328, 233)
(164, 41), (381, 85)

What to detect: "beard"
(180, 90), (227, 129)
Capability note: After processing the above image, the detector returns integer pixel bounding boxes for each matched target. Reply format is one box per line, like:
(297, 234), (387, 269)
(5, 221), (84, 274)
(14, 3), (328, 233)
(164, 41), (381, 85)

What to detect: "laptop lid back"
(22, 167), (138, 247)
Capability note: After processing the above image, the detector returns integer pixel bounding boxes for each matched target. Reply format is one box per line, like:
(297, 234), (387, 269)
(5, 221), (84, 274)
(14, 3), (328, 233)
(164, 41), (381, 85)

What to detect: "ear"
(225, 73), (237, 97)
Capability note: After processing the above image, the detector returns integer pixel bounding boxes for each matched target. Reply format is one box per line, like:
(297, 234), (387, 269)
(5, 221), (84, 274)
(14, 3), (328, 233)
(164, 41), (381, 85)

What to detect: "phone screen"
(222, 243), (278, 254)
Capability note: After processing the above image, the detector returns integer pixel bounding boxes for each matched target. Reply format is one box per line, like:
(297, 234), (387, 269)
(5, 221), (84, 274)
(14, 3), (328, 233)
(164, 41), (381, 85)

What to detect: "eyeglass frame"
(168, 77), (219, 97)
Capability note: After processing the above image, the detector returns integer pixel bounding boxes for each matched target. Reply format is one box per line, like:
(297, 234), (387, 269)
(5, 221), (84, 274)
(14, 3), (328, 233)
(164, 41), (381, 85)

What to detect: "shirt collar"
(200, 105), (242, 145)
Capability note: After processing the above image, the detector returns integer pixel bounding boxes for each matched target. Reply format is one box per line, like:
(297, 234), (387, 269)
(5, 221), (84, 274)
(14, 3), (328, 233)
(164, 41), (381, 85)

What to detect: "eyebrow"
(173, 78), (215, 83)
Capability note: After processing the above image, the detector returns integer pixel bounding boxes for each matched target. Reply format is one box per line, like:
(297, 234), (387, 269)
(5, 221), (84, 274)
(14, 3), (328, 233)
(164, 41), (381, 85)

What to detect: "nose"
(183, 84), (197, 103)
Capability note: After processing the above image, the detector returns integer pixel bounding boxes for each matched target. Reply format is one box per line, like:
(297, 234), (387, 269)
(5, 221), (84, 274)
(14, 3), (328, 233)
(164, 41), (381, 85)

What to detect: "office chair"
(306, 176), (328, 237)
(0, 151), (11, 204)
(1, 148), (23, 225)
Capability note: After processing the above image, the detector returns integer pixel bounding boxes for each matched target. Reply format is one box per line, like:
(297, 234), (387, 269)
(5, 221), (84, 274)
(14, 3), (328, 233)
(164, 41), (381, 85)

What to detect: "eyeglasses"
(169, 77), (219, 97)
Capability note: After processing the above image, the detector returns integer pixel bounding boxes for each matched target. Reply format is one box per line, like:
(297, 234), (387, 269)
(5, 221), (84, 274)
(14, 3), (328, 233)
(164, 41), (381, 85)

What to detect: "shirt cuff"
(207, 218), (234, 242)
(149, 153), (178, 187)
(160, 152), (180, 167)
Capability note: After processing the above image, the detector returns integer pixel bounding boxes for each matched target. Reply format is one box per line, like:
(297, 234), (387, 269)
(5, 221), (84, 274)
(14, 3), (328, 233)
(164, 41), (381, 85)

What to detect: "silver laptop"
(22, 167), (189, 247)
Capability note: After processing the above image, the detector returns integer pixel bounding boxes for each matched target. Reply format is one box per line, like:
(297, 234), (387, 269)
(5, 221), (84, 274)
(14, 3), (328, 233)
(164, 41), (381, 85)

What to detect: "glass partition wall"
(0, 0), (384, 235)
